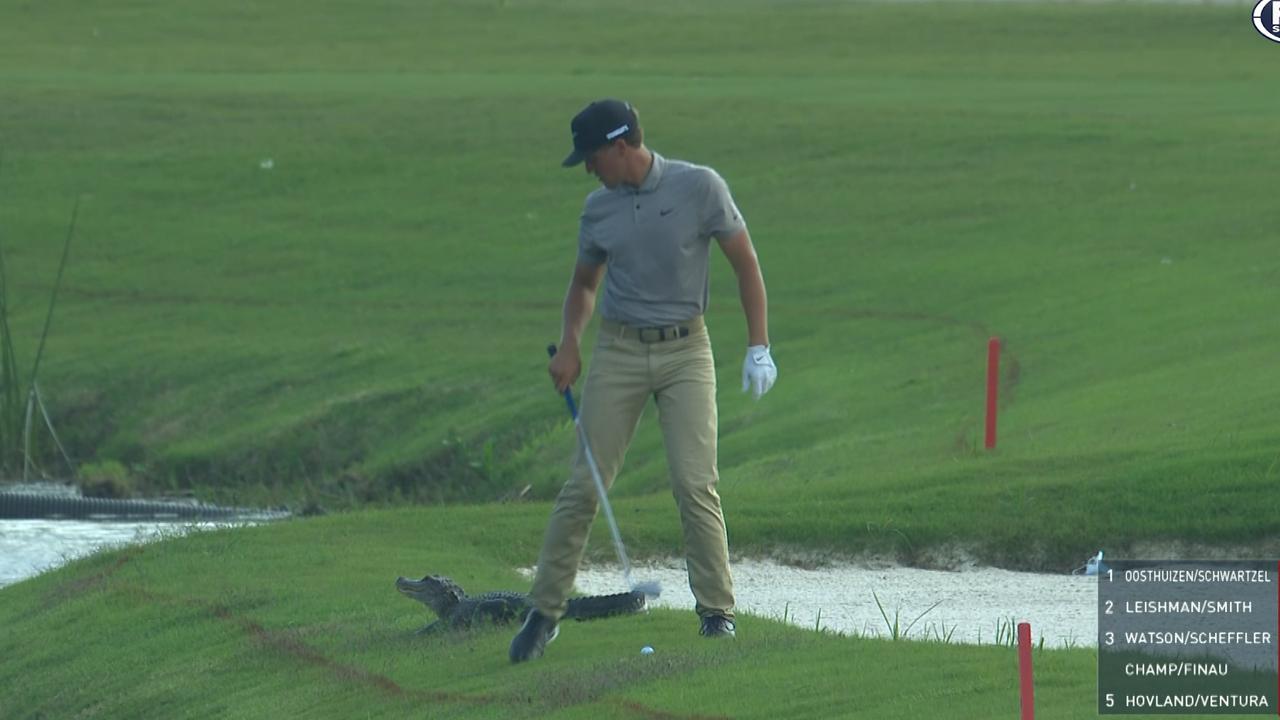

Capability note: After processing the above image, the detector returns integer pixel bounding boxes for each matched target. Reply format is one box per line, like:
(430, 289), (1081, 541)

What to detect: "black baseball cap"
(561, 99), (638, 167)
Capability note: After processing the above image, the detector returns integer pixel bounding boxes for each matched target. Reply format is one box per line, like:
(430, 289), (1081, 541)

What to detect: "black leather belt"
(635, 326), (690, 343)
(602, 320), (696, 343)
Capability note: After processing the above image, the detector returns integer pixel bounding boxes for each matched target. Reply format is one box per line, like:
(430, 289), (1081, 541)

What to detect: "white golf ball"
(640, 645), (654, 655)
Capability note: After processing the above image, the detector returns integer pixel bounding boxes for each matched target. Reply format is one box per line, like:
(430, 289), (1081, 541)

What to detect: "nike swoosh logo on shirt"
(659, 208), (676, 216)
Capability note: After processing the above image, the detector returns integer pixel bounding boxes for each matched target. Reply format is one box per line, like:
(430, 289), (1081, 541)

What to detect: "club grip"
(547, 344), (579, 420)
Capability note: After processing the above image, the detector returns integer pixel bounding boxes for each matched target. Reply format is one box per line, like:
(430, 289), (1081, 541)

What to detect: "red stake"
(985, 337), (1001, 450)
(1018, 622), (1035, 720)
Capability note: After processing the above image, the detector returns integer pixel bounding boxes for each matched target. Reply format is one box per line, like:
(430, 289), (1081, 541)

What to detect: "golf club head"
(631, 580), (663, 599)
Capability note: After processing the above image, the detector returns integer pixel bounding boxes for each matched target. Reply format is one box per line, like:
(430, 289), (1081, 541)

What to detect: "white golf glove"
(742, 344), (777, 400)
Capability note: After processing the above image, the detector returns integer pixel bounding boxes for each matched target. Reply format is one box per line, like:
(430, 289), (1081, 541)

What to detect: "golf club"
(548, 344), (661, 598)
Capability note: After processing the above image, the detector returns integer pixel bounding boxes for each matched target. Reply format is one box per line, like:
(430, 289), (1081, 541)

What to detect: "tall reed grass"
(0, 163), (79, 479)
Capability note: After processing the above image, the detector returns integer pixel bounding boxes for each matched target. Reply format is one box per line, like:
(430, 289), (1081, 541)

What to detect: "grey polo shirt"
(577, 152), (747, 327)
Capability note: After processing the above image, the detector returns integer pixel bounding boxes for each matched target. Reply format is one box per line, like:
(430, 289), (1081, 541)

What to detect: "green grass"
(0, 509), (1252, 719)
(0, 0), (1272, 568)
(0, 0), (1276, 715)
(0, 510), (1109, 719)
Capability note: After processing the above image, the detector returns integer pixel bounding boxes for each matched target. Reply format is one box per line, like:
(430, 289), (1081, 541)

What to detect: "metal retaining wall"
(0, 492), (289, 520)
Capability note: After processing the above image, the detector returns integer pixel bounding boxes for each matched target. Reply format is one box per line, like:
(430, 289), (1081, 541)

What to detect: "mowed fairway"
(0, 0), (1277, 717)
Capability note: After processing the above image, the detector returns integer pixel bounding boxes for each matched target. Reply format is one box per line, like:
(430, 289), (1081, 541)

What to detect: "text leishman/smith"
(1124, 600), (1253, 614)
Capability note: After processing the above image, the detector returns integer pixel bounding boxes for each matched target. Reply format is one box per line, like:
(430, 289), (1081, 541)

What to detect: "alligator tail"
(563, 590), (646, 621)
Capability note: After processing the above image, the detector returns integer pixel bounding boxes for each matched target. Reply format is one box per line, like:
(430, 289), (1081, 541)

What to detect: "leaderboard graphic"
(1098, 561), (1279, 715)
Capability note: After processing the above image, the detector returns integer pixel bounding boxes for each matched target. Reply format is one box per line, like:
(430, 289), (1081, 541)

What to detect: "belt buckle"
(637, 326), (689, 342)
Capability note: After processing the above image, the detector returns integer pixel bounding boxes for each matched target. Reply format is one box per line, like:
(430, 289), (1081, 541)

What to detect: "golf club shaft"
(573, 419), (635, 587)
(548, 344), (635, 589)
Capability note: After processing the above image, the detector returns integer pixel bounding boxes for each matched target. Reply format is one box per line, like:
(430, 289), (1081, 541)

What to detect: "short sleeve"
(577, 212), (606, 265)
(699, 170), (747, 241)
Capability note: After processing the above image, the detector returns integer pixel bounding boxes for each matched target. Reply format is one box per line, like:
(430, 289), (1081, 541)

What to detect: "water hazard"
(0, 518), (240, 588)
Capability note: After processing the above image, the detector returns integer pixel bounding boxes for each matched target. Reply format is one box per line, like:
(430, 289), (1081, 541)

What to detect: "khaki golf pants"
(531, 316), (735, 622)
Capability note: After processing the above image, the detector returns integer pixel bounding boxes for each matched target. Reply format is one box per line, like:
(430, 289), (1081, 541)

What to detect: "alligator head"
(396, 574), (466, 618)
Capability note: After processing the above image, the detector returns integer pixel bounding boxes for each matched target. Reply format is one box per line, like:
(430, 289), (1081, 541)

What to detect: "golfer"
(511, 99), (776, 663)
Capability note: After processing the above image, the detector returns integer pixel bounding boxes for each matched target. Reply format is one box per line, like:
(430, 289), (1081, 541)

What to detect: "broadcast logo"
(1255, 0), (1280, 43)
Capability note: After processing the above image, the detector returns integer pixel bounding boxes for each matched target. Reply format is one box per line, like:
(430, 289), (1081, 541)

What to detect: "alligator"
(396, 574), (646, 635)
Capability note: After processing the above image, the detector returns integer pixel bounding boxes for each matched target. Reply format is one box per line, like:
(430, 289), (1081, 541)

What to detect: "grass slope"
(5, 1), (1274, 712)
(0, 511), (1117, 719)
(1, 0), (1276, 566)
(0, 2), (1277, 713)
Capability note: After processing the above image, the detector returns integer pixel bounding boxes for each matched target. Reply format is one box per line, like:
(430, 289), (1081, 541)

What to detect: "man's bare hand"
(549, 345), (582, 393)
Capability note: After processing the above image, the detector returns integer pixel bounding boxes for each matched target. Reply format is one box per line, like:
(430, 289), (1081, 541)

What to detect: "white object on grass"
(1085, 550), (1105, 576)
(641, 646), (654, 655)
(1071, 550), (1107, 576)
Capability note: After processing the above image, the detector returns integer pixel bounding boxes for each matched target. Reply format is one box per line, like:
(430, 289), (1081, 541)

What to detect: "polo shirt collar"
(635, 151), (666, 194)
